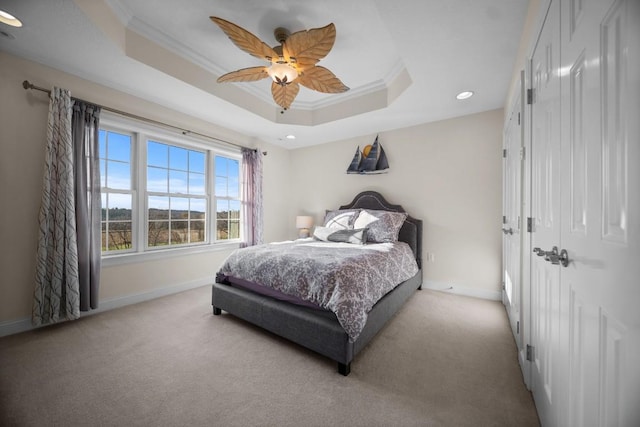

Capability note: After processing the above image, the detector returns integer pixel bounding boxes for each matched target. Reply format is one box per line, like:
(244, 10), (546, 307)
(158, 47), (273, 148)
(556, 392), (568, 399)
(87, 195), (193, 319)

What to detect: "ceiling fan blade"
(297, 66), (349, 93)
(210, 17), (278, 62)
(217, 67), (269, 83)
(271, 81), (300, 110)
(284, 23), (336, 68)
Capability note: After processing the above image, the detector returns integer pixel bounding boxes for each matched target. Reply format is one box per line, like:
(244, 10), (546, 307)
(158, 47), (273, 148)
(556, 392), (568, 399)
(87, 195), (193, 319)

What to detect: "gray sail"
(346, 146), (361, 173)
(359, 136), (379, 172)
(376, 144), (389, 170)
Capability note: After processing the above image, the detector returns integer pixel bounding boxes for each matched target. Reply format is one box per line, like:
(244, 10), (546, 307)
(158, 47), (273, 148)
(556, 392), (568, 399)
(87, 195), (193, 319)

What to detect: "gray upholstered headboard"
(339, 191), (423, 269)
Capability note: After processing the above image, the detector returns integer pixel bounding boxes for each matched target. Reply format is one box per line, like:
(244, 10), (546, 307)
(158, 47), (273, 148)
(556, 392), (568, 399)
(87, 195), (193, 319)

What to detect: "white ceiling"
(0, 0), (529, 149)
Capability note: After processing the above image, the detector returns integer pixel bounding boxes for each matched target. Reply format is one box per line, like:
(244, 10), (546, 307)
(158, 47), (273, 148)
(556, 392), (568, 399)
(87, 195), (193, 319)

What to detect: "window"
(214, 156), (240, 241)
(98, 115), (242, 258)
(100, 130), (134, 252)
(147, 140), (207, 248)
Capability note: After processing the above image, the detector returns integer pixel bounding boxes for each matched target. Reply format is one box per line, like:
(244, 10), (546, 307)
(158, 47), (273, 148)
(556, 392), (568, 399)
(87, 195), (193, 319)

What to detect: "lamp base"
(298, 229), (310, 238)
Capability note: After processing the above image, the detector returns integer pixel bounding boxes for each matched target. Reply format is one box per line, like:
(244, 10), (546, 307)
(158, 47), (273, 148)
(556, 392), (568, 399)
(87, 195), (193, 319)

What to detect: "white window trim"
(99, 112), (243, 265)
(101, 241), (240, 267)
(100, 124), (137, 255)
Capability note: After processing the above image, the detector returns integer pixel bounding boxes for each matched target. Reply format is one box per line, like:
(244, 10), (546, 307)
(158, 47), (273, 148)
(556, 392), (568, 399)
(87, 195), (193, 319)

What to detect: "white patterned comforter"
(218, 240), (419, 341)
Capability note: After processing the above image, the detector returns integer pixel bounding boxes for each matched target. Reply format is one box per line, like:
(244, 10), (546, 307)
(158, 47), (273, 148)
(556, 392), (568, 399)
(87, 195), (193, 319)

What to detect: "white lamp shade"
(296, 216), (314, 229)
(268, 63), (298, 85)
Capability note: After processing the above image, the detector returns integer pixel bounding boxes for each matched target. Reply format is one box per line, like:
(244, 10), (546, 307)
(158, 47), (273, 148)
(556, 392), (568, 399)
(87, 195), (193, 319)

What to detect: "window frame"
(144, 137), (210, 251)
(99, 125), (137, 255)
(99, 113), (243, 266)
(213, 155), (242, 243)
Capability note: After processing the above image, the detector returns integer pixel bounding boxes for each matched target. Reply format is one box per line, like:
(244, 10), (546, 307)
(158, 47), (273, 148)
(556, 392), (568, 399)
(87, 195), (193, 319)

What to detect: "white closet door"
(530, 1), (563, 425)
(559, 0), (640, 425)
(503, 87), (523, 354)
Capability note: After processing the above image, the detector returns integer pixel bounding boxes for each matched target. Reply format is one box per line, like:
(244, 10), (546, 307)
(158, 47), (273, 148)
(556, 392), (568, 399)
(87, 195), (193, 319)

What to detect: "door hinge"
(520, 146), (525, 160)
(518, 112), (521, 125)
(527, 217), (534, 233)
(503, 148), (507, 158)
(503, 215), (507, 224)
(517, 321), (520, 334)
(526, 344), (534, 361)
(527, 88), (534, 104)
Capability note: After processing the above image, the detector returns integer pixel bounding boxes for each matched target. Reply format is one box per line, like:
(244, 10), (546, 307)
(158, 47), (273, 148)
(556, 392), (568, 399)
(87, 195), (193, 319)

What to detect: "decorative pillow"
(323, 209), (361, 230)
(353, 209), (407, 243)
(313, 226), (368, 245)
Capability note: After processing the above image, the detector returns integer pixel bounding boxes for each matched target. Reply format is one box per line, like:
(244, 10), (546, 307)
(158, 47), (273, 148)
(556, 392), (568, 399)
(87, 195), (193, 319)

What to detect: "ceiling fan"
(210, 17), (349, 110)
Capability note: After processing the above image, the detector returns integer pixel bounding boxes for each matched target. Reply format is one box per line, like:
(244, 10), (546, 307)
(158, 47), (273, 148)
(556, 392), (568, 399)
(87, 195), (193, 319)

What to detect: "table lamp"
(296, 215), (314, 238)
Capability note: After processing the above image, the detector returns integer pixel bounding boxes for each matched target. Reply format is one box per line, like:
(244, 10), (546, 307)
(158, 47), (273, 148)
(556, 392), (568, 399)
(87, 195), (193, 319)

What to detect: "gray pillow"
(313, 226), (368, 245)
(353, 209), (407, 243)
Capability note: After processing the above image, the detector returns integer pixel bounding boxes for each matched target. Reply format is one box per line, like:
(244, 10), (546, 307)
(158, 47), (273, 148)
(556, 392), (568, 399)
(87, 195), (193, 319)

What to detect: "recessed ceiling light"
(285, 134), (296, 140)
(0, 9), (23, 28)
(0, 29), (15, 40)
(456, 91), (474, 100)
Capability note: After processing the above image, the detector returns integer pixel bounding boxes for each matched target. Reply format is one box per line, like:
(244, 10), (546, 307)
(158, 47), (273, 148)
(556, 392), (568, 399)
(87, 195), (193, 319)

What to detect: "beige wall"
(0, 52), (291, 326)
(289, 109), (504, 298)
(1, 48), (504, 330)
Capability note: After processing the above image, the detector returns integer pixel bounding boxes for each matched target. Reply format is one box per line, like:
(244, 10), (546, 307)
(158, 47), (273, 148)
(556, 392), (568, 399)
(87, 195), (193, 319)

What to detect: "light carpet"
(0, 285), (539, 426)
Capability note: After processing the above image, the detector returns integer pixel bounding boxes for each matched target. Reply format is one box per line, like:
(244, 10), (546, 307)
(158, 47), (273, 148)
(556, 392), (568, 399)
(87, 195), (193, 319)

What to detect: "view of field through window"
(146, 140), (207, 248)
(100, 129), (133, 251)
(99, 129), (240, 253)
(214, 155), (240, 242)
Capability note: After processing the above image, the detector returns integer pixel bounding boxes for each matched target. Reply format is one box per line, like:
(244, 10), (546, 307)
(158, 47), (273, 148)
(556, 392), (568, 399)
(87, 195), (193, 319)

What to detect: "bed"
(212, 191), (423, 375)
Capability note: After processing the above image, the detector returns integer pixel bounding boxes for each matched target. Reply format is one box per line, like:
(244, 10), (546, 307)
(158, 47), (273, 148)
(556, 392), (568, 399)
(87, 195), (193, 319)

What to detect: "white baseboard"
(97, 278), (210, 312)
(2, 278), (501, 338)
(421, 280), (501, 301)
(0, 278), (211, 338)
(0, 317), (33, 338)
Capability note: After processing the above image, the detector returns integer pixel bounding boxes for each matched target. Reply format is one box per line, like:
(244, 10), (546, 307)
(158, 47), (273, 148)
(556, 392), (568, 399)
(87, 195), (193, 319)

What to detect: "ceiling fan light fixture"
(210, 17), (348, 110)
(268, 62), (298, 86)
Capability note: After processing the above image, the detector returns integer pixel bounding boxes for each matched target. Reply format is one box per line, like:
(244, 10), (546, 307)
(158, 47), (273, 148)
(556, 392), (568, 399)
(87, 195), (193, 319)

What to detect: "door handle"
(557, 249), (570, 267)
(544, 247), (570, 267)
(533, 246), (570, 267)
(544, 246), (560, 264)
(502, 227), (513, 235)
(533, 247), (547, 256)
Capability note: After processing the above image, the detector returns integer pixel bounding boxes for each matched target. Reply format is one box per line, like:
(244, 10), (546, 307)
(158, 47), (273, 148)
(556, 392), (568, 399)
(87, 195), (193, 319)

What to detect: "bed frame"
(212, 191), (423, 375)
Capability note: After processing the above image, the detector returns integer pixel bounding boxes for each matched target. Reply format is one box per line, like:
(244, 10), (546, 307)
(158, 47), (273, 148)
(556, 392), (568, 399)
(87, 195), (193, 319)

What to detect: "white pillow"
(313, 226), (368, 244)
(323, 209), (360, 230)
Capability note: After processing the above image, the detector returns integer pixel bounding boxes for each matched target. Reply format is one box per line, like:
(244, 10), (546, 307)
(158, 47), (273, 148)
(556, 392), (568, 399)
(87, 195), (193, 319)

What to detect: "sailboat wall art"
(346, 136), (389, 174)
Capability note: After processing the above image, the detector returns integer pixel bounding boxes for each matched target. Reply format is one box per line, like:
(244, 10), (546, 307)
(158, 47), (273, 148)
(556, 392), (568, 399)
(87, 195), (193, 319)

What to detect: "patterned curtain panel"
(33, 88), (80, 326)
(240, 148), (264, 247)
(72, 102), (101, 311)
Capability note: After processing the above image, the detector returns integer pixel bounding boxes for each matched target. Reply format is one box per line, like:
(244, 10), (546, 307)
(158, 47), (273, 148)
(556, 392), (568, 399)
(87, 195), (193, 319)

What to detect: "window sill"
(101, 242), (240, 267)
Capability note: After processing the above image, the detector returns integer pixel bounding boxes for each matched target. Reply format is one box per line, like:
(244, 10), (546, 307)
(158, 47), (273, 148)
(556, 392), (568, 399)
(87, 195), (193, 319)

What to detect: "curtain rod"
(22, 80), (266, 155)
